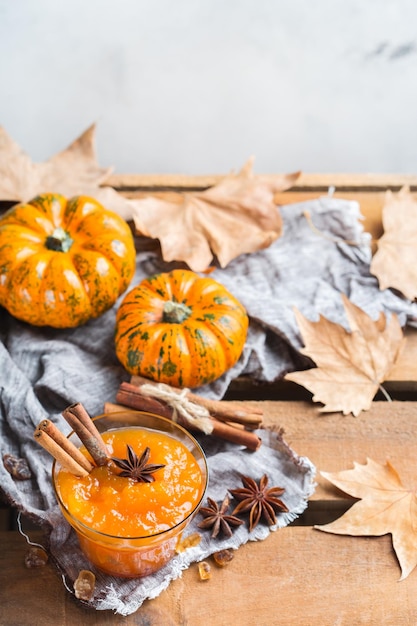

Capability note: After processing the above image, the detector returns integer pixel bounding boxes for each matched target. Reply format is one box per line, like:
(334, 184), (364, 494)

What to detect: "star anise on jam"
(197, 495), (244, 538)
(229, 474), (289, 532)
(111, 445), (165, 483)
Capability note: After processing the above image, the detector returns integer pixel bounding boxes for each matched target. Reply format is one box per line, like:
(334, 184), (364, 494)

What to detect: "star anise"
(111, 445), (165, 483)
(197, 495), (244, 538)
(229, 474), (289, 532)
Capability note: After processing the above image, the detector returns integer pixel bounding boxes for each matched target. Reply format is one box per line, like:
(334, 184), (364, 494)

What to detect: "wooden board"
(2, 173), (417, 625)
(2, 528), (414, 626)
(107, 171), (417, 192)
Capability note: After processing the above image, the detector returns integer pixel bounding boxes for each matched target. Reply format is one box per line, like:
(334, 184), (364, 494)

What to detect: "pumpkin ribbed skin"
(0, 193), (136, 328)
(115, 269), (249, 388)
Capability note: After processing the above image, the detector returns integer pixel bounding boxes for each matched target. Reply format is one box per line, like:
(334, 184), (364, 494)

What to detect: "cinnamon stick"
(206, 420), (262, 450)
(34, 428), (89, 477)
(130, 375), (263, 428)
(37, 419), (94, 473)
(115, 383), (262, 451)
(62, 403), (109, 466)
(186, 394), (262, 428)
(116, 384), (173, 419)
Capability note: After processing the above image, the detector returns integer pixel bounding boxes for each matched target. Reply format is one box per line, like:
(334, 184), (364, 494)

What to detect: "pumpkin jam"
(54, 427), (206, 577)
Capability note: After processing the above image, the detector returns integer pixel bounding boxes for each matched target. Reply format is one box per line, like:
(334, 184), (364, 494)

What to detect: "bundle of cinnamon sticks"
(34, 403), (108, 476)
(108, 375), (263, 451)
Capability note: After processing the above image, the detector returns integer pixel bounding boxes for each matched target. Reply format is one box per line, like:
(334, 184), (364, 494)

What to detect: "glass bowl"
(52, 409), (208, 578)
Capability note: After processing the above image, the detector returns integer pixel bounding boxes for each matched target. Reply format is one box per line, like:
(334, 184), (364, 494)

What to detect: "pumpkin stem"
(45, 227), (74, 253)
(163, 301), (192, 324)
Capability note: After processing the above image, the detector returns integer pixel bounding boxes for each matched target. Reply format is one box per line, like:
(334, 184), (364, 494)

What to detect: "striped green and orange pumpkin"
(0, 193), (136, 328)
(115, 269), (249, 388)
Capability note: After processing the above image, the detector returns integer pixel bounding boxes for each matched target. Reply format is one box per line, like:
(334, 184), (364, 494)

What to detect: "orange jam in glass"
(52, 412), (208, 578)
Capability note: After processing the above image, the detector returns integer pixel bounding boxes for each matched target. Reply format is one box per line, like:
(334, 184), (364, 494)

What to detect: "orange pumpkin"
(115, 269), (248, 388)
(0, 193), (136, 327)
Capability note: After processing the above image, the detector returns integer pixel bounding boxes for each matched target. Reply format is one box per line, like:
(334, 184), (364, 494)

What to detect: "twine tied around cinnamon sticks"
(139, 383), (214, 434)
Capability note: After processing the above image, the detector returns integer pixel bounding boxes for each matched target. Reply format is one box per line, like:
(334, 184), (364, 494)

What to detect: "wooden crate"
(2, 173), (417, 625)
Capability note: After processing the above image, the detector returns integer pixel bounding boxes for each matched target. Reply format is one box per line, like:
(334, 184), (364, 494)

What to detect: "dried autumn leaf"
(284, 295), (404, 416)
(0, 124), (134, 220)
(131, 158), (300, 272)
(315, 458), (417, 580)
(370, 187), (417, 301)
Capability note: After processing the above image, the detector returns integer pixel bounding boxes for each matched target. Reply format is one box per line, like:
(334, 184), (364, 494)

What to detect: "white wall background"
(1, 0), (417, 175)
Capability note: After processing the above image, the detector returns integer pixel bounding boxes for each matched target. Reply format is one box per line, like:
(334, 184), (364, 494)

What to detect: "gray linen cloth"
(1, 195), (416, 615)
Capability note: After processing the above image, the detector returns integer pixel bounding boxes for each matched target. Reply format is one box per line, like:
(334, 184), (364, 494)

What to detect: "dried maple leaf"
(131, 158), (300, 271)
(371, 186), (417, 301)
(0, 124), (134, 220)
(315, 458), (417, 580)
(284, 295), (404, 416)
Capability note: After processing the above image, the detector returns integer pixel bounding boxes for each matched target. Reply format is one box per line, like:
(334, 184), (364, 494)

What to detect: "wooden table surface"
(1, 173), (417, 625)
